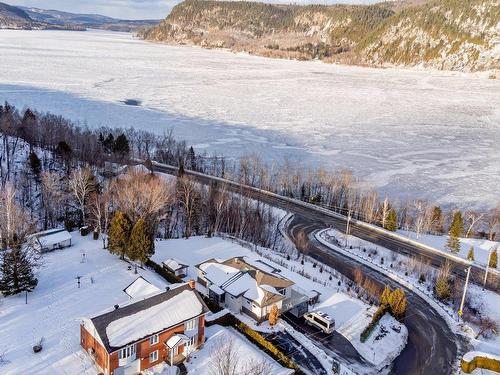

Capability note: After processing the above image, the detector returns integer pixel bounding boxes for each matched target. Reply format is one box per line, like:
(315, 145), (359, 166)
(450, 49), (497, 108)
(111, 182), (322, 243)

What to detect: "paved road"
(283, 313), (375, 374)
(288, 216), (469, 375)
(150, 162), (473, 374)
(151, 162), (499, 294)
(264, 330), (329, 375)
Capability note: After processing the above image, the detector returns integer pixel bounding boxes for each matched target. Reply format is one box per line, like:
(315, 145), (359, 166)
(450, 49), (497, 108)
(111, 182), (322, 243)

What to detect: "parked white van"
(304, 311), (335, 334)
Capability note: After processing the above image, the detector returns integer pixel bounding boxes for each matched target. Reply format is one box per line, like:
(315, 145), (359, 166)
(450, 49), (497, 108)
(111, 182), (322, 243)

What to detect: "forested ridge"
(141, 0), (500, 72)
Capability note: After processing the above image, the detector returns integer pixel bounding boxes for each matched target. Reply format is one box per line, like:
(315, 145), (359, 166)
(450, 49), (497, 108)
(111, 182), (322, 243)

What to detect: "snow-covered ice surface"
(1, 30), (499, 207)
(0, 233), (169, 375)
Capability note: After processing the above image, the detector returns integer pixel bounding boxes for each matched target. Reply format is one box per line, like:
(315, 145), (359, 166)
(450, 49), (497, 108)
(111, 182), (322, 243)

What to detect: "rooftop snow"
(163, 258), (188, 271)
(106, 289), (203, 348)
(123, 277), (161, 299)
(37, 230), (72, 247)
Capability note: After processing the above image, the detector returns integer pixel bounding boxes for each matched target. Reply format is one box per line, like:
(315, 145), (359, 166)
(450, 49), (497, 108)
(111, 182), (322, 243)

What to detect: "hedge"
(145, 259), (183, 284)
(207, 314), (302, 373)
(461, 355), (500, 373)
(360, 305), (387, 342)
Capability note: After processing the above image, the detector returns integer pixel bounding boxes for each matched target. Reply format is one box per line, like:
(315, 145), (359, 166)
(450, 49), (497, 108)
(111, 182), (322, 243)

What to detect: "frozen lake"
(0, 30), (499, 208)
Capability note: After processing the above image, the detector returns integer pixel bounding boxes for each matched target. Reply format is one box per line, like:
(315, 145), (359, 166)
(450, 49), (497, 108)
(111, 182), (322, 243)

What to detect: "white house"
(195, 257), (309, 322)
(162, 258), (189, 278)
(29, 228), (72, 253)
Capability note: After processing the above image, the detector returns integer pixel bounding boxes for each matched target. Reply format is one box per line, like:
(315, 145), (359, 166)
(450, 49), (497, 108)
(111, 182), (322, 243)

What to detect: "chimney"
(188, 279), (196, 290)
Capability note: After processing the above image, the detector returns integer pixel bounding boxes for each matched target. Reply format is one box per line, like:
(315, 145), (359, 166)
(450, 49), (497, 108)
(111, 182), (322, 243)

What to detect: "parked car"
(304, 311), (335, 334)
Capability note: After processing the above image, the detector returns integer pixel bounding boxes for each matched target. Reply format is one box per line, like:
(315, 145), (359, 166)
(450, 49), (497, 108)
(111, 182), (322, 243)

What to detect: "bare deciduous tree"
(176, 176), (200, 239)
(69, 167), (95, 225)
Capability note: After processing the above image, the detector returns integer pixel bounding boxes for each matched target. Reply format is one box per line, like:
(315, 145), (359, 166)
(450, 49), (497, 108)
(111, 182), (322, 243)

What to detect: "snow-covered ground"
(0, 30), (499, 207)
(185, 325), (293, 375)
(339, 312), (408, 371)
(151, 235), (408, 370)
(398, 230), (500, 268)
(0, 232), (170, 375)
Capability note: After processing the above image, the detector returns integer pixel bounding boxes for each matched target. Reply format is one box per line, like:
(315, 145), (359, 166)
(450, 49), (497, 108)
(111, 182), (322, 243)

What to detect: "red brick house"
(80, 282), (209, 375)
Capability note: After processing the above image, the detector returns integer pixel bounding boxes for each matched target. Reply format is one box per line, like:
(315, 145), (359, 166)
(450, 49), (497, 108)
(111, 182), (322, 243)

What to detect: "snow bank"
(398, 230), (500, 269)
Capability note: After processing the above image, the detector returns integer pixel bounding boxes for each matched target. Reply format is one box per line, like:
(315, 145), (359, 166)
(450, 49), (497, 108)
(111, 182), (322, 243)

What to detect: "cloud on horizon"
(6, 0), (379, 20)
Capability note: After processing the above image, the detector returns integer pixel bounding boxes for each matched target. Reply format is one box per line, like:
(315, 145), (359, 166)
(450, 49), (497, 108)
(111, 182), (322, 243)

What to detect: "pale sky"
(6, 0), (378, 20)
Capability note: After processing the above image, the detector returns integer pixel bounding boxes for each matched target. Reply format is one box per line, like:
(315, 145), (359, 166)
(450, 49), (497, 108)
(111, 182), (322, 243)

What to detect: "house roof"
(123, 276), (161, 299)
(90, 284), (209, 352)
(163, 258), (188, 271)
(197, 257), (293, 307)
(29, 228), (72, 248)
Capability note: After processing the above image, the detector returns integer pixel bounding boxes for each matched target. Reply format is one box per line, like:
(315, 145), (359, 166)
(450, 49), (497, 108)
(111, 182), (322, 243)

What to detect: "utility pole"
(345, 212), (351, 249)
(483, 248), (492, 290)
(458, 266), (471, 319)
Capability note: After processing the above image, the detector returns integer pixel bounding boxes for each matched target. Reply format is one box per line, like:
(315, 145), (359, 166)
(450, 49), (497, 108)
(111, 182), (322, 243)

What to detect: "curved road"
(149, 162), (478, 374)
(288, 216), (468, 375)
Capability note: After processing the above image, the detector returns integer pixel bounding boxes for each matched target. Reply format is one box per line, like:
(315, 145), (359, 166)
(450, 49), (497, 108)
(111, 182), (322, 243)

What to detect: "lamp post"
(483, 247), (493, 290)
(345, 212), (351, 249)
(458, 266), (471, 319)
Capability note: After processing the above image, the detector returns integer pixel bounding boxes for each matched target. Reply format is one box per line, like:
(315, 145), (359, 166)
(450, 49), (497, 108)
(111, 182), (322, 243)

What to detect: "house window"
(185, 318), (197, 331)
(149, 350), (158, 363)
(118, 344), (136, 359)
(150, 334), (159, 345)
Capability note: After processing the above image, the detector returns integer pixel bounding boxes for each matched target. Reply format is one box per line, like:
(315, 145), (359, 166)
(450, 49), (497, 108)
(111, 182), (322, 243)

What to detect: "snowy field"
(0, 30), (499, 208)
(0, 232), (170, 375)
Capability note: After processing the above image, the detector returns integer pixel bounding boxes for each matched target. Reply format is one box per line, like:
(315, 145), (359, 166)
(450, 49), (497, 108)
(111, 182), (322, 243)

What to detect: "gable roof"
(123, 276), (161, 299)
(28, 228), (72, 248)
(90, 284), (209, 352)
(163, 258), (188, 271)
(197, 257), (294, 307)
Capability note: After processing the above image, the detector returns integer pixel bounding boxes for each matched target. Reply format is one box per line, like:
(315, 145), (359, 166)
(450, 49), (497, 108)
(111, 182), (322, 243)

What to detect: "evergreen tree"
(178, 159), (185, 177)
(389, 288), (407, 319)
(268, 304), (280, 326)
(489, 248), (498, 269)
(0, 245), (38, 297)
(446, 211), (463, 253)
(380, 285), (392, 306)
(187, 146), (197, 171)
(431, 206), (444, 234)
(467, 246), (474, 261)
(385, 209), (398, 231)
(113, 133), (130, 158)
(108, 211), (132, 259)
(28, 151), (41, 178)
(55, 141), (72, 160)
(128, 219), (154, 265)
(102, 133), (115, 153)
(434, 275), (450, 300)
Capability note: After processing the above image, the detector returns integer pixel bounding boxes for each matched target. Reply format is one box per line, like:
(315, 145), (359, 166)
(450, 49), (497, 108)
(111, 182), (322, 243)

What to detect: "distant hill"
(0, 1), (41, 29)
(141, 0), (500, 72)
(0, 2), (160, 32)
(20, 6), (160, 32)
(0, 1), (84, 30)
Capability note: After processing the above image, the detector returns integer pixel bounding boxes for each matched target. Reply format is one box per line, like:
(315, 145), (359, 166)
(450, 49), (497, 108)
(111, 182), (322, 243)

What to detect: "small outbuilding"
(123, 276), (161, 299)
(162, 258), (189, 278)
(29, 228), (72, 253)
